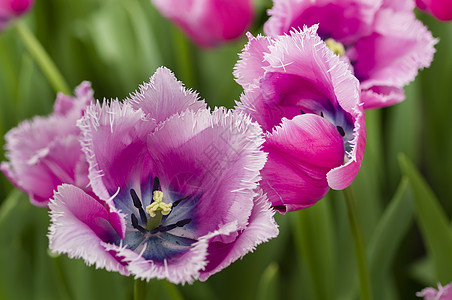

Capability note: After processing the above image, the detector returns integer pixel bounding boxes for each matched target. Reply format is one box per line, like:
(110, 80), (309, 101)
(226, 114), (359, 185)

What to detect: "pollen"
(325, 38), (345, 56)
(146, 191), (172, 217)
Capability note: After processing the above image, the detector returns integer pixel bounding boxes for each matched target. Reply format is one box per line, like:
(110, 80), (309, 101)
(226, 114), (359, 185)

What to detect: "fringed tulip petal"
(354, 9), (438, 109)
(49, 184), (128, 275)
(199, 189), (279, 280)
(78, 100), (154, 200)
(126, 67), (206, 124)
(146, 108), (266, 235)
(233, 33), (273, 89)
(1, 82), (93, 206)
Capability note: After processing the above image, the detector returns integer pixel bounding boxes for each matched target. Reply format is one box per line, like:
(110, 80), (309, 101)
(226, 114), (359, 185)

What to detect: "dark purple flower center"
(113, 176), (198, 262)
(129, 177), (192, 234)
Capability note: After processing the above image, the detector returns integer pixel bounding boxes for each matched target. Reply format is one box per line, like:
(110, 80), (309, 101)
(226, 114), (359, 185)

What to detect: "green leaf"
(398, 153), (452, 283)
(367, 177), (414, 299)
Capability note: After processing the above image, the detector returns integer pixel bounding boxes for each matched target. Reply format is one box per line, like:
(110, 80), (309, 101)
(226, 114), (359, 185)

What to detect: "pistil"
(145, 191), (172, 231)
(325, 38), (345, 56)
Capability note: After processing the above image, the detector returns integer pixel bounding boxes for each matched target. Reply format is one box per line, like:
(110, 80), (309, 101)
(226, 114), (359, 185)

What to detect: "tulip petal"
(262, 115), (345, 212)
(49, 184), (127, 274)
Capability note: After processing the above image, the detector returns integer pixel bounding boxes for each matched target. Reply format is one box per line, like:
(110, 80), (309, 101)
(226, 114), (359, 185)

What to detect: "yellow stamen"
(146, 191), (172, 218)
(325, 38), (345, 56)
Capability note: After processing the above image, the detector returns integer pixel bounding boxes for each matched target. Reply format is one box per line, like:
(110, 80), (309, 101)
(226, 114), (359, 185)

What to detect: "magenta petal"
(199, 189), (279, 280)
(147, 108), (266, 235)
(49, 184), (128, 274)
(126, 67), (206, 124)
(261, 115), (345, 212)
(360, 86), (405, 110)
(54, 81), (93, 116)
(381, 0), (415, 11)
(429, 0), (452, 21)
(151, 0), (253, 47)
(354, 9), (437, 106)
(264, 0), (380, 44)
(237, 27), (361, 131)
(416, 0), (428, 11)
(78, 100), (155, 199)
(233, 33), (273, 89)
(0, 0), (34, 31)
(327, 107), (366, 190)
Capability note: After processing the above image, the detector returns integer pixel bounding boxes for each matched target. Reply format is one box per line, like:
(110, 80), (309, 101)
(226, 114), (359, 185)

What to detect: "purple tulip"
(264, 0), (437, 110)
(1, 82), (93, 206)
(48, 67), (278, 283)
(0, 0), (34, 31)
(234, 26), (366, 213)
(151, 0), (254, 47)
(417, 0), (452, 21)
(417, 282), (452, 299)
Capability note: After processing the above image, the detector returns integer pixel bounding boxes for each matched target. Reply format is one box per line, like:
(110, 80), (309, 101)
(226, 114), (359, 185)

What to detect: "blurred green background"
(1, 0), (452, 299)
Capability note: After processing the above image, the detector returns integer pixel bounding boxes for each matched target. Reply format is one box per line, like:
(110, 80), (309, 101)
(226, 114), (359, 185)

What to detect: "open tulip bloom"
(234, 26), (366, 213)
(48, 68), (279, 284)
(264, 0), (437, 109)
(0, 82), (93, 206)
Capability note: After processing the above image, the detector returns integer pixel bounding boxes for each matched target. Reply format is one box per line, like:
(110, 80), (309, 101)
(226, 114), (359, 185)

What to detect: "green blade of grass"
(398, 153), (452, 283)
(368, 177), (414, 299)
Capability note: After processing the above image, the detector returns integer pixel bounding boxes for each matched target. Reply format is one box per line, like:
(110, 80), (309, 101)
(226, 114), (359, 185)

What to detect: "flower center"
(325, 38), (345, 56)
(129, 176), (191, 234)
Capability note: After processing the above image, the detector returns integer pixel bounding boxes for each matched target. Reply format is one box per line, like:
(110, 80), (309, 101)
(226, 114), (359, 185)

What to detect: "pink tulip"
(234, 26), (366, 212)
(417, 0), (452, 21)
(0, 0), (34, 31)
(151, 0), (254, 47)
(1, 82), (93, 206)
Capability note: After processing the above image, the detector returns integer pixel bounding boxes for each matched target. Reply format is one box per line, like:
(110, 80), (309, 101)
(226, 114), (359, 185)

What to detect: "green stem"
(14, 20), (71, 94)
(134, 279), (148, 300)
(343, 186), (372, 300)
